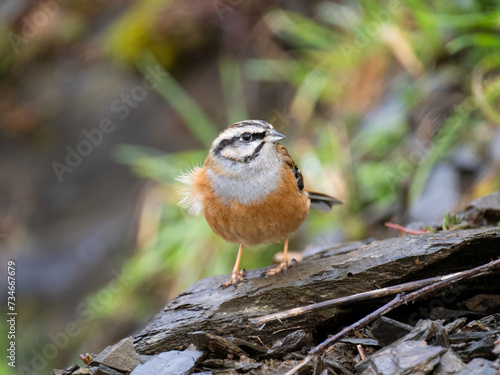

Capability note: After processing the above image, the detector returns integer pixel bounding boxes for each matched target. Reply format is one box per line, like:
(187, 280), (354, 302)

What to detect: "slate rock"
(139, 355), (153, 364)
(494, 334), (500, 355)
(433, 349), (466, 374)
(464, 318), (490, 332)
(130, 350), (204, 375)
(51, 365), (80, 375)
(134, 226), (500, 355)
(464, 294), (500, 313)
(228, 337), (268, 356)
(323, 357), (354, 375)
(357, 340), (445, 375)
(444, 317), (467, 334)
(455, 358), (500, 375)
(94, 364), (124, 375)
(478, 314), (500, 330)
(450, 331), (498, 342)
(403, 320), (450, 348)
(371, 316), (413, 346)
(429, 306), (482, 321)
(200, 358), (225, 367)
(188, 331), (247, 358)
(357, 319), (457, 374)
(462, 191), (500, 226)
(223, 360), (262, 371)
(92, 337), (141, 373)
(339, 338), (379, 347)
(461, 335), (496, 360)
(267, 329), (313, 358)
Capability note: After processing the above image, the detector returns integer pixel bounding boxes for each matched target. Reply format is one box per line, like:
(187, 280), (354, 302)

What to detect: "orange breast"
(192, 167), (310, 246)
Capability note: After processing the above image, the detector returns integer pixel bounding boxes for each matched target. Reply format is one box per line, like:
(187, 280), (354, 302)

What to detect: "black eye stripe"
(212, 132), (268, 162)
(240, 132), (266, 141)
(212, 137), (234, 156)
(213, 132), (266, 155)
(243, 142), (265, 163)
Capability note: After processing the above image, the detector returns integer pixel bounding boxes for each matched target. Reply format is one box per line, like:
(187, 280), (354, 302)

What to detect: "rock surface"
(51, 193), (500, 374)
(134, 226), (500, 354)
(91, 337), (141, 373)
(130, 350), (204, 375)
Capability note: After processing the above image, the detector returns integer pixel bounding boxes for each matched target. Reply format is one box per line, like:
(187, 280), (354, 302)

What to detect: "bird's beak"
(264, 129), (286, 143)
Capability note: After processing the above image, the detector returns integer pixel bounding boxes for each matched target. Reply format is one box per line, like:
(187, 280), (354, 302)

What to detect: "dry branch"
(249, 269), (492, 326)
(285, 257), (500, 375)
(133, 227), (500, 354)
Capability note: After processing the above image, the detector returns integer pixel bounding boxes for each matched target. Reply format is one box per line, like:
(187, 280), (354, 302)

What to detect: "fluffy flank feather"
(176, 166), (203, 216)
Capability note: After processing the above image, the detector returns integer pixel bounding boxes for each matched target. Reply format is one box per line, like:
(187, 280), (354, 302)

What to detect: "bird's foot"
(266, 258), (295, 277)
(221, 269), (246, 288)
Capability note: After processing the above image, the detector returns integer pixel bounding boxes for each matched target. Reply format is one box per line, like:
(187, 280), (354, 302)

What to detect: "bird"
(177, 120), (342, 287)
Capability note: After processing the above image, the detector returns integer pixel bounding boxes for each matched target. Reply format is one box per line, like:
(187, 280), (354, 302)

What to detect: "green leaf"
(136, 52), (218, 149)
(219, 56), (248, 124)
(447, 33), (500, 54)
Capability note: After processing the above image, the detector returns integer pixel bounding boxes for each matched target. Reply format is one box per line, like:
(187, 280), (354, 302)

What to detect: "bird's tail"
(305, 191), (343, 212)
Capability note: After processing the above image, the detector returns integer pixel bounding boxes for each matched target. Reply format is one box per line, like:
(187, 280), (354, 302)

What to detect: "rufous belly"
(202, 172), (310, 246)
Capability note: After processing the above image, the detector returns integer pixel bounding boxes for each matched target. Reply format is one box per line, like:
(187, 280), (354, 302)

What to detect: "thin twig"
(249, 270), (489, 326)
(385, 222), (431, 234)
(356, 345), (366, 360)
(285, 258), (500, 375)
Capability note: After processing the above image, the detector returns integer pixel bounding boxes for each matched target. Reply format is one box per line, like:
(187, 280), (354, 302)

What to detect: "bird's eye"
(241, 133), (253, 142)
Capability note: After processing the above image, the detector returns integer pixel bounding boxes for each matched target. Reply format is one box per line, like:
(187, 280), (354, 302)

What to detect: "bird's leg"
(222, 243), (246, 287)
(267, 236), (292, 277)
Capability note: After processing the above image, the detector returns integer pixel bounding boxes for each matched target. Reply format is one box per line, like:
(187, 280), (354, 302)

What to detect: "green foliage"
(105, 0), (176, 68)
(136, 53), (219, 148)
(106, 1), (500, 299)
(219, 56), (248, 124)
(7, 1), (500, 372)
(442, 213), (466, 231)
(88, 0), (500, 341)
(249, 0), (500, 208)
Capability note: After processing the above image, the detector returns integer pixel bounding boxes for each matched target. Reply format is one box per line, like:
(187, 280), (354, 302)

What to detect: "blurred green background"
(1, 0), (500, 373)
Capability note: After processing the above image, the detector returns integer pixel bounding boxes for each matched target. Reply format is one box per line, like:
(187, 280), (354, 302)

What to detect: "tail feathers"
(305, 191), (343, 212)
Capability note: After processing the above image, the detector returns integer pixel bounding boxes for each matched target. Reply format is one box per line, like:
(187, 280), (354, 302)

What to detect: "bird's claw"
(265, 258), (295, 277)
(221, 269), (246, 288)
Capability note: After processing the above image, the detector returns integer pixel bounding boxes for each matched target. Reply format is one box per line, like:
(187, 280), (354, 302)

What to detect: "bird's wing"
(276, 144), (343, 211)
(276, 144), (305, 192)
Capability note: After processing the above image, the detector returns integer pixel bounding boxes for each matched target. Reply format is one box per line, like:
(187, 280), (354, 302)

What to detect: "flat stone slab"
(130, 350), (203, 375)
(134, 226), (500, 354)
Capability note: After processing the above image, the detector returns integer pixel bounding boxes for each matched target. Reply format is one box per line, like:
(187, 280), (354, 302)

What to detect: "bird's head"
(208, 120), (285, 169)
